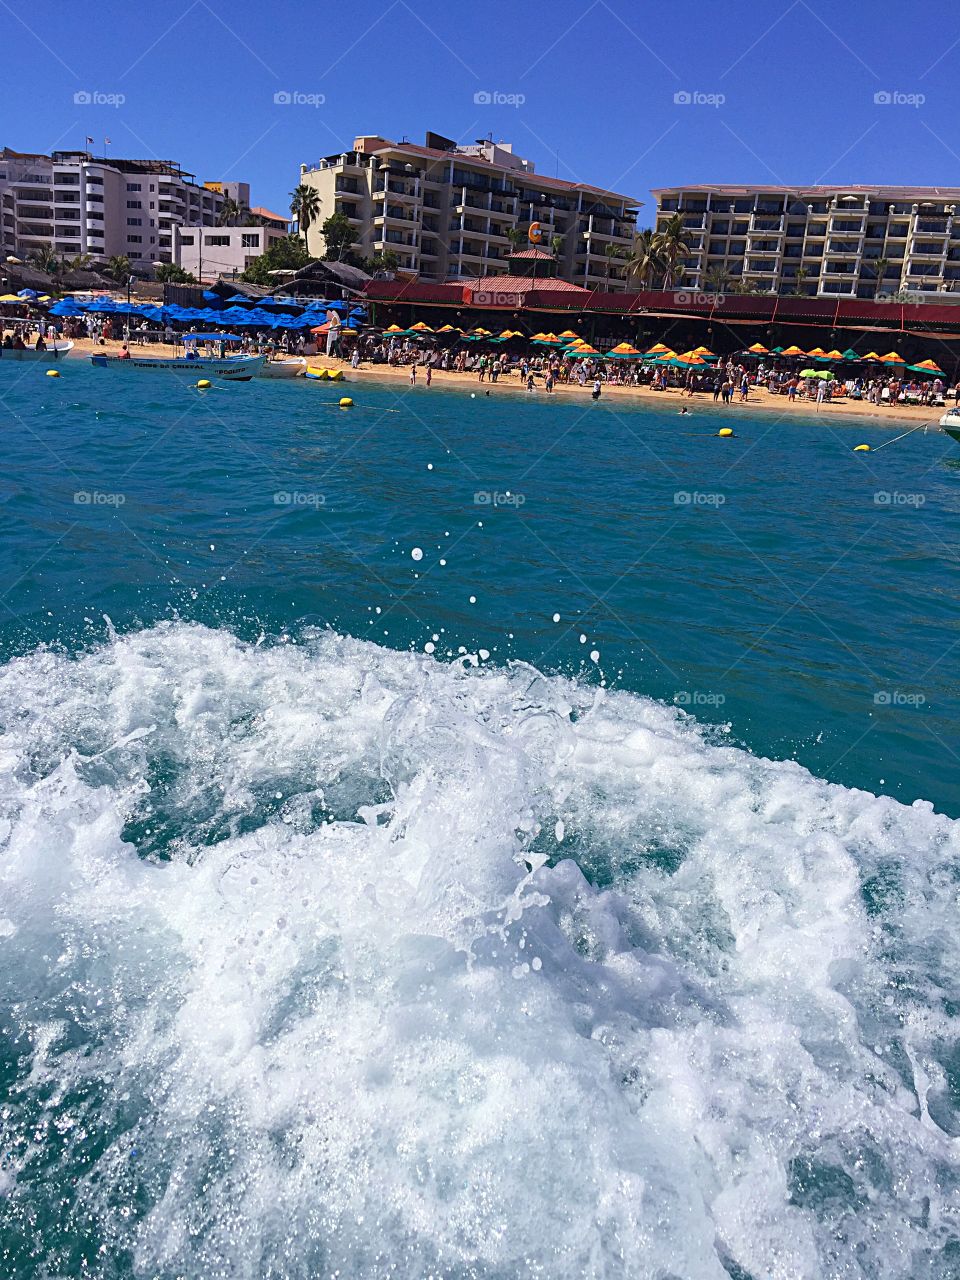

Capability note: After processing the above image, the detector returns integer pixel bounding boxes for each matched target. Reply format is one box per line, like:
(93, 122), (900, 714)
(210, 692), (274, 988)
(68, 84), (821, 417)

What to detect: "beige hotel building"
(653, 184), (960, 298)
(298, 131), (641, 289)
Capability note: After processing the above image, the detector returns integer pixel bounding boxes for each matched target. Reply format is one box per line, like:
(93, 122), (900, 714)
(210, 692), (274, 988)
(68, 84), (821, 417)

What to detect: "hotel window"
(127, 217), (141, 226)
(128, 235), (142, 243)
(127, 200), (142, 209)
(127, 182), (141, 191)
(729, 240), (746, 254)
(732, 221), (748, 234)
(241, 233), (259, 248)
(205, 235), (230, 246)
(179, 235), (195, 245)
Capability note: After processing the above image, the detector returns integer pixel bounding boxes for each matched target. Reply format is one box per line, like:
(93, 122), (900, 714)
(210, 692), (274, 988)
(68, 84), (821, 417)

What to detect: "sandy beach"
(63, 337), (952, 428)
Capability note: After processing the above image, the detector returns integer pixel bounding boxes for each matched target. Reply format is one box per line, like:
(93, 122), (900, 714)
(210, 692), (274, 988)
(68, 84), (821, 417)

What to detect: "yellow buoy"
(46, 368), (60, 378)
(854, 443), (870, 451)
(197, 379), (211, 389)
(718, 427), (734, 437)
(339, 396), (354, 408)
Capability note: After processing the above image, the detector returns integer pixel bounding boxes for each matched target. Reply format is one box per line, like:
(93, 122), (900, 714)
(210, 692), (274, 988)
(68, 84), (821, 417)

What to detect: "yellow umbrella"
(0, 293), (25, 302)
(862, 351), (881, 361)
(559, 329), (580, 339)
(472, 327), (492, 336)
(436, 324), (460, 333)
(879, 350), (905, 363)
(409, 321), (434, 332)
(915, 358), (943, 372)
(780, 345), (806, 357)
(384, 324), (405, 333)
(609, 342), (641, 354)
(825, 349), (844, 359)
(693, 345), (714, 355)
(806, 346), (826, 358)
(644, 342), (672, 355)
(747, 342), (769, 354)
(569, 344), (600, 356)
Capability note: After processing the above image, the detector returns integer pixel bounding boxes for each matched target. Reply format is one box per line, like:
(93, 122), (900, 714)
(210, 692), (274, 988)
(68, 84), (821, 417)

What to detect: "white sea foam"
(0, 622), (957, 1279)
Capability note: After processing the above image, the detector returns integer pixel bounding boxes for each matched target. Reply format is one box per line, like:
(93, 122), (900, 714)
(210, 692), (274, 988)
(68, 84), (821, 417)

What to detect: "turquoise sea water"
(0, 359), (958, 1278)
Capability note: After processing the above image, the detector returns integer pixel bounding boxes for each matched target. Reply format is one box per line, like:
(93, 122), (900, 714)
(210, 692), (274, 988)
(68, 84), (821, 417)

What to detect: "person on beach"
(591, 379), (602, 401)
(409, 363), (417, 386)
(425, 364), (432, 387)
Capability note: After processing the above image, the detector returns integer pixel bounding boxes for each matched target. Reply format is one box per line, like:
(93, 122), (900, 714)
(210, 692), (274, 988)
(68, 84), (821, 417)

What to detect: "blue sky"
(2, 0), (959, 223)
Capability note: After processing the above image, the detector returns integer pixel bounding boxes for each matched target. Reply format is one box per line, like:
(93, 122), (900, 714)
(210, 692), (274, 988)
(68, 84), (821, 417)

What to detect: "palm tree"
(550, 233), (563, 258)
(65, 252), (93, 272)
(289, 184), (320, 245)
(651, 213), (691, 290)
(604, 242), (626, 282)
(793, 265), (810, 296)
(624, 229), (663, 288)
(29, 245), (61, 277)
(105, 255), (132, 283)
(506, 226), (527, 253)
(872, 257), (889, 298)
(218, 197), (240, 227)
(704, 264), (733, 294)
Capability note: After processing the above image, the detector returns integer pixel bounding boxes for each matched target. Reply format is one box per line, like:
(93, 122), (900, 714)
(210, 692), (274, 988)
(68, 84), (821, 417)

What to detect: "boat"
(0, 340), (73, 361)
(90, 352), (266, 380)
(939, 407), (960, 441)
(257, 357), (305, 379)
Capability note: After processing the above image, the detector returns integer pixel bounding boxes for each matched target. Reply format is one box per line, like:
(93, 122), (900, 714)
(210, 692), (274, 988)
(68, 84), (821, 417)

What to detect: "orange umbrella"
(862, 351), (881, 361)
(568, 344), (600, 356)
(780, 344), (806, 357)
(436, 324), (460, 333)
(559, 329), (580, 339)
(693, 345), (714, 355)
(384, 324), (405, 333)
(747, 342), (769, 354)
(644, 342), (672, 355)
(879, 350), (905, 363)
(472, 327), (492, 336)
(914, 358), (943, 372)
(806, 346), (826, 358)
(409, 321), (434, 332)
(609, 342), (641, 354)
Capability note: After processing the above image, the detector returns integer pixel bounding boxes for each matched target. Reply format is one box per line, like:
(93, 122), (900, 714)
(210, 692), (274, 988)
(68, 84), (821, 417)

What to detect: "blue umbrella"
(17, 288), (39, 299)
(226, 293), (251, 304)
(202, 290), (220, 302)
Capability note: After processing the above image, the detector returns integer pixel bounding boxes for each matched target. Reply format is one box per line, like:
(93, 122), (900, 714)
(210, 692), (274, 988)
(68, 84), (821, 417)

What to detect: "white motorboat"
(257, 357), (305, 379)
(939, 406), (960, 441)
(0, 340), (73, 361)
(90, 352), (266, 380)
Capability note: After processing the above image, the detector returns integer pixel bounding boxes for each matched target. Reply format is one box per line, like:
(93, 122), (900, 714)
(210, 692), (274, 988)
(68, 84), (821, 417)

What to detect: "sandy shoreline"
(63, 337), (952, 428)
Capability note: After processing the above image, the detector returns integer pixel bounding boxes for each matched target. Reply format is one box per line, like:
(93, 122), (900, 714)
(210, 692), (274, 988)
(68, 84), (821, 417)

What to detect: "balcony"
(373, 184), (418, 203)
(750, 217), (783, 232)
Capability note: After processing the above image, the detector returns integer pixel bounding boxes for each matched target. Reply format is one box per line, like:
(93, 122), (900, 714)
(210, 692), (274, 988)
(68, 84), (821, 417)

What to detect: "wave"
(0, 622), (957, 1279)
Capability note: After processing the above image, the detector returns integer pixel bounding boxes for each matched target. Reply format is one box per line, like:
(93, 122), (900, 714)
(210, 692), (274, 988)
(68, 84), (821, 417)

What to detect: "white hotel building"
(653, 184), (960, 298)
(298, 131), (641, 288)
(0, 147), (248, 275)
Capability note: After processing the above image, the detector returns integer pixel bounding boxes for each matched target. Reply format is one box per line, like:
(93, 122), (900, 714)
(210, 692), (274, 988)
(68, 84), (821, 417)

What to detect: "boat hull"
(89, 354), (266, 381)
(0, 341), (73, 361)
(939, 409), (960, 441)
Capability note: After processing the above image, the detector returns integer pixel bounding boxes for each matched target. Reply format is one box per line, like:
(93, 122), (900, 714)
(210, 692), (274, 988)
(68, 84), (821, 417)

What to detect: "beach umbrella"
(558, 329), (580, 340)
(906, 363), (940, 376)
(914, 358), (943, 372)
(879, 350), (905, 363)
(771, 345), (785, 354)
(472, 327), (492, 336)
(780, 345), (806, 357)
(608, 342), (642, 357)
(799, 369), (830, 379)
(567, 344), (600, 357)
(825, 349), (844, 359)
(384, 324), (405, 334)
(693, 346), (715, 356)
(643, 342), (673, 355)
(806, 346), (827, 358)
(436, 324), (460, 334)
(409, 321), (434, 333)
(840, 348), (860, 361)
(746, 342), (769, 354)
(862, 351), (881, 361)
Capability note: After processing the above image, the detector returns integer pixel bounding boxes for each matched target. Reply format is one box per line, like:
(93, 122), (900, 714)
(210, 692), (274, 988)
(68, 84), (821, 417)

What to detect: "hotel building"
(0, 148), (248, 275)
(173, 207), (289, 281)
(298, 131), (641, 288)
(652, 185), (960, 298)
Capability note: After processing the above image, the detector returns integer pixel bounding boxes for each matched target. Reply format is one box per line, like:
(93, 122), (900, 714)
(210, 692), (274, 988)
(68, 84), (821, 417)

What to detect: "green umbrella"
(771, 345), (785, 354)
(906, 364), (940, 376)
(799, 368), (831, 379)
(841, 348), (860, 360)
